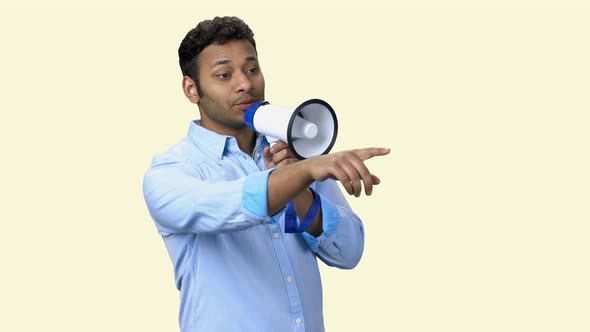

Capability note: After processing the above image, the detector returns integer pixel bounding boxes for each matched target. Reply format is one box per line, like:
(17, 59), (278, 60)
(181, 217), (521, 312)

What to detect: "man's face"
(195, 39), (265, 133)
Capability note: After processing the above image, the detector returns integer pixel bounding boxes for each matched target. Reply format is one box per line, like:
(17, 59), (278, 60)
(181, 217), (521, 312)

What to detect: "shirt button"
(295, 318), (302, 324)
(287, 276), (293, 282)
(273, 233), (280, 239)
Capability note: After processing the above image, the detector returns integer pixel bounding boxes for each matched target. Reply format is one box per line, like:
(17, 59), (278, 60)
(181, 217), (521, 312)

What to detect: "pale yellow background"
(1, 1), (588, 331)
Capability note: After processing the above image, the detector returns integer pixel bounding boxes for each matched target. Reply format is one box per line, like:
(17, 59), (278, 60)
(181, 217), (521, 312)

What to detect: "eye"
(216, 73), (231, 79)
(247, 67), (259, 74)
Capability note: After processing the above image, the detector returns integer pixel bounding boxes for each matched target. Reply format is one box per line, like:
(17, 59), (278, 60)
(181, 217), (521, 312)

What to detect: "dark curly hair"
(178, 16), (257, 96)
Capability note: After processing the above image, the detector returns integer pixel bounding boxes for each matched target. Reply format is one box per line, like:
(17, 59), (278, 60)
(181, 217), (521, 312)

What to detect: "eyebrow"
(210, 56), (258, 69)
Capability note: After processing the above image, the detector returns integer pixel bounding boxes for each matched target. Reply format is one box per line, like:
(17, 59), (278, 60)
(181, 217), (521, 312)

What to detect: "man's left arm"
(302, 179), (365, 269)
(264, 143), (366, 269)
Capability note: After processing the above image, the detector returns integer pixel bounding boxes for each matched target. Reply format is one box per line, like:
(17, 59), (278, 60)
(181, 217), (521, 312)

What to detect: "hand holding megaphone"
(244, 99), (338, 160)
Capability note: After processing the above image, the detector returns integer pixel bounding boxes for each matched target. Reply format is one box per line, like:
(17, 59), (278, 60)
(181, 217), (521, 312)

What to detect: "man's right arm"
(142, 159), (273, 236)
(142, 147), (389, 236)
(266, 147), (390, 215)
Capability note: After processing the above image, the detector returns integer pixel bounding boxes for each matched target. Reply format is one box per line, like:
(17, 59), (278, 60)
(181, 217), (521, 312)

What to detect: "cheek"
(201, 85), (226, 104)
(255, 76), (266, 92)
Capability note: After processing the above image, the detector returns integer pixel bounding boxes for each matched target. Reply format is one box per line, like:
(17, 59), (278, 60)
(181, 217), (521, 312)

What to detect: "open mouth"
(236, 99), (257, 111)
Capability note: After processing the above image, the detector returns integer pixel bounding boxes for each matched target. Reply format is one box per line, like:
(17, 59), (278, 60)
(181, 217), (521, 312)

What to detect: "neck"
(200, 118), (256, 155)
(233, 128), (257, 155)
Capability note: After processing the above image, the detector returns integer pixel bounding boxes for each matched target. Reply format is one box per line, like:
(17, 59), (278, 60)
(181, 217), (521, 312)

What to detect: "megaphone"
(244, 99), (338, 160)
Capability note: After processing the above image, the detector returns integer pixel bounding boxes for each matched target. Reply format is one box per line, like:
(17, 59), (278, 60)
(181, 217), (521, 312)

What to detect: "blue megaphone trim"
(244, 101), (269, 132)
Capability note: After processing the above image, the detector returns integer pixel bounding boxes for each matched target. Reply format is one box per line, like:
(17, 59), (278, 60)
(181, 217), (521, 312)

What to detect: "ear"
(182, 76), (200, 104)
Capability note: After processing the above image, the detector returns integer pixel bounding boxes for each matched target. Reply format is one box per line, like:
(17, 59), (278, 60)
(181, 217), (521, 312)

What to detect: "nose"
(234, 71), (253, 93)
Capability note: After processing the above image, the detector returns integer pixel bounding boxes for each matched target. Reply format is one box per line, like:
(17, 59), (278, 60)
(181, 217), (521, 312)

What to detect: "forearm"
(266, 159), (315, 215)
(292, 189), (323, 237)
(263, 143), (322, 235)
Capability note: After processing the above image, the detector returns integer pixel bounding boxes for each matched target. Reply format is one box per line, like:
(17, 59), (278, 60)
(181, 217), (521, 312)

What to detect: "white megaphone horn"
(244, 99), (338, 160)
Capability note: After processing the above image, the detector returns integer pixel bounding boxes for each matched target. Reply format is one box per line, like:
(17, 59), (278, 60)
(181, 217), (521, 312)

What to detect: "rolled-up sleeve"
(242, 168), (275, 218)
(143, 159), (274, 236)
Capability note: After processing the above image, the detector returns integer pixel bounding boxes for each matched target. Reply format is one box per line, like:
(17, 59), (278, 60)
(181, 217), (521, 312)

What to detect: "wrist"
(285, 187), (322, 234)
(298, 158), (316, 184)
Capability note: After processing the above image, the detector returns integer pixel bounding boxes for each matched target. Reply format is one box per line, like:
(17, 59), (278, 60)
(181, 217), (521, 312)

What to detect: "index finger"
(354, 147), (391, 161)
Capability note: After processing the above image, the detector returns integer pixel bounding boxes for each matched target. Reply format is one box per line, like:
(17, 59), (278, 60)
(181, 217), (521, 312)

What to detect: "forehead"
(198, 39), (258, 69)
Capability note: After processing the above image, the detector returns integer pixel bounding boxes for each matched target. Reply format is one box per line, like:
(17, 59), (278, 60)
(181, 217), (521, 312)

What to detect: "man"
(143, 16), (389, 332)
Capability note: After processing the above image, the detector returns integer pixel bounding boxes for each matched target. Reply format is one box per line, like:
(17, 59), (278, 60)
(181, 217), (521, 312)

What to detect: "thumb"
(263, 146), (275, 169)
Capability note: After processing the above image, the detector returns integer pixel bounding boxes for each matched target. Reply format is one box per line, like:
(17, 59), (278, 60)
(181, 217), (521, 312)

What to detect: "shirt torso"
(151, 121), (325, 332)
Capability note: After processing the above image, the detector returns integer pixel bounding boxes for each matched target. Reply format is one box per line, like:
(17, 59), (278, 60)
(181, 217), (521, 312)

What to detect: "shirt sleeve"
(300, 179), (365, 269)
(142, 158), (273, 236)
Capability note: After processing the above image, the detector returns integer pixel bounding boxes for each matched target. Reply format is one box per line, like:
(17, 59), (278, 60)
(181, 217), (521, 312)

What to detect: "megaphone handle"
(266, 136), (282, 147)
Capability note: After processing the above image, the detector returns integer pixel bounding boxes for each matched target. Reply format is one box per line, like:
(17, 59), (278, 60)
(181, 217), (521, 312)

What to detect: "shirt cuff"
(301, 192), (340, 251)
(241, 168), (275, 218)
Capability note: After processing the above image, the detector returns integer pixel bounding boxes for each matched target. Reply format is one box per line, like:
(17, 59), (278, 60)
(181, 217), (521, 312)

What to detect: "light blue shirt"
(143, 121), (365, 332)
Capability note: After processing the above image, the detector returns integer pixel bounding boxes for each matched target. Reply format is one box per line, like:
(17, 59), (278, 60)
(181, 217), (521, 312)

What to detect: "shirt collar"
(187, 120), (228, 160)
